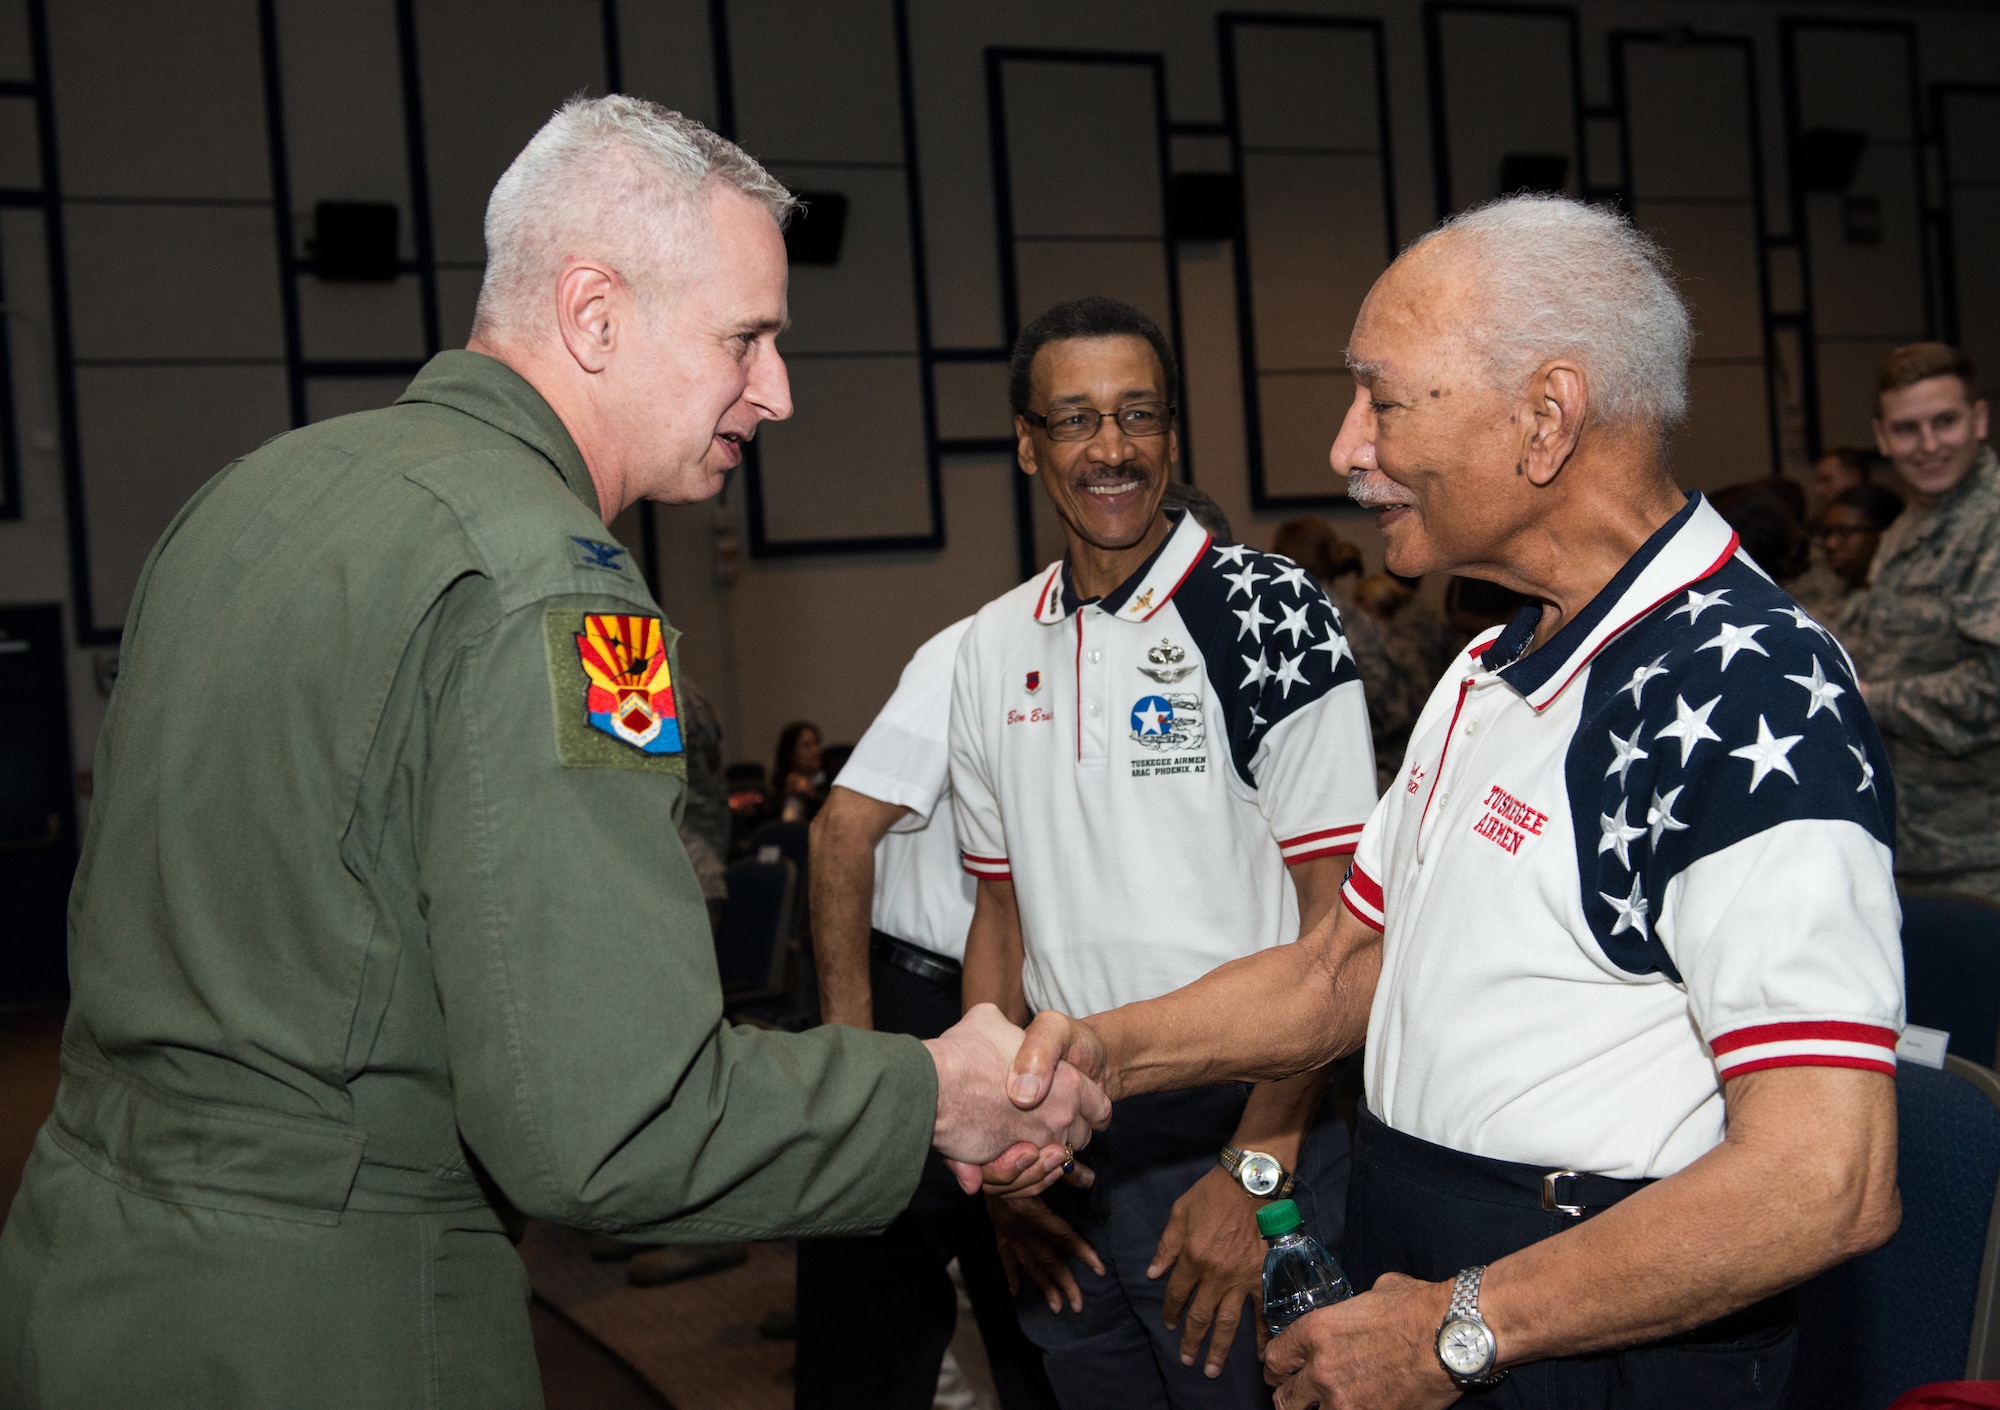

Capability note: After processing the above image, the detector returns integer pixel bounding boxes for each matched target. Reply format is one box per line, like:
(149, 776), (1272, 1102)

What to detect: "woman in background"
(771, 720), (827, 823)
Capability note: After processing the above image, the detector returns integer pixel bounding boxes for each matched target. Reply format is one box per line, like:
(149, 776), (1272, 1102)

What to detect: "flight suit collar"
(397, 350), (603, 519)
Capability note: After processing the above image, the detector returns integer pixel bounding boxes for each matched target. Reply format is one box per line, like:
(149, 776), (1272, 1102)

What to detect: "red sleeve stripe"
(1710, 1022), (1898, 1079)
(960, 852), (1012, 881)
(1279, 824), (1365, 849)
(1286, 841), (1360, 864)
(1340, 863), (1385, 932)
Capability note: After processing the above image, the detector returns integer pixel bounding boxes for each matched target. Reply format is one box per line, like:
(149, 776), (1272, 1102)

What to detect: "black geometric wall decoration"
(1168, 171), (1241, 241)
(309, 200), (399, 282)
(783, 190), (850, 266)
(1793, 127), (1868, 192)
(1498, 152), (1569, 196)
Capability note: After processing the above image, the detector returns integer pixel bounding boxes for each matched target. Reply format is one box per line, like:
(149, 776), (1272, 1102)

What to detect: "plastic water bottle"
(1259, 1199), (1354, 1336)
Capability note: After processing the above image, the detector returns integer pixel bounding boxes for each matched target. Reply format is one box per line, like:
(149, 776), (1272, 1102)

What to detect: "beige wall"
(2, 0), (1997, 787)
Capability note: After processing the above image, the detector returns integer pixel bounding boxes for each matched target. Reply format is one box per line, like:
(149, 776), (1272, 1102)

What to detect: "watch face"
(1239, 1152), (1284, 1196)
(1438, 1318), (1495, 1377)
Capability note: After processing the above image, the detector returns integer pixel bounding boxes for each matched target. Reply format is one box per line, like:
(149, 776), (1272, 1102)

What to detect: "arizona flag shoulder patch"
(545, 609), (685, 774)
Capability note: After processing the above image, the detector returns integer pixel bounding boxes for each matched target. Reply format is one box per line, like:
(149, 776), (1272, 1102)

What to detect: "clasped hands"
(935, 1008), (1463, 1410)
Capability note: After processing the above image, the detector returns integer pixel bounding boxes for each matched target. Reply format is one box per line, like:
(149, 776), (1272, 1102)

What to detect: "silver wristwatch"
(1217, 1146), (1294, 1198)
(1435, 1266), (1505, 1387)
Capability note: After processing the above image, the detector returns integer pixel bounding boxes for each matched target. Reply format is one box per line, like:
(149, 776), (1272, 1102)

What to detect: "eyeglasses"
(1022, 401), (1175, 442)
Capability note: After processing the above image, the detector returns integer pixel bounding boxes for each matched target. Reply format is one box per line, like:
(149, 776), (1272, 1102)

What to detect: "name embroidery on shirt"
(1007, 706), (1056, 726)
(1472, 784), (1548, 855)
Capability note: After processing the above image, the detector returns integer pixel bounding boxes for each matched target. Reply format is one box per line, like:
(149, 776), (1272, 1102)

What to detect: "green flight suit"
(0, 351), (934, 1409)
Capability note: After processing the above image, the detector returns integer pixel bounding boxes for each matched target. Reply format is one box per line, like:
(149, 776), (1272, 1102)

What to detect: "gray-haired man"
(995, 196), (1903, 1409)
(0, 96), (1105, 1410)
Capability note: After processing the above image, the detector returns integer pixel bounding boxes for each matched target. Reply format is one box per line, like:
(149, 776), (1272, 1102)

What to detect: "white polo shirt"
(951, 511), (1378, 1018)
(836, 618), (977, 962)
(1345, 494), (1903, 1181)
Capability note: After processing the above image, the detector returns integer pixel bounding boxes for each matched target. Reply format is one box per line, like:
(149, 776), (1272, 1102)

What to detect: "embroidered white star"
(1728, 715), (1803, 792)
(1698, 621), (1770, 672)
(1847, 743), (1877, 793)
(1211, 543), (1252, 568)
(1599, 874), (1650, 940)
(1275, 601), (1314, 646)
(1655, 693), (1723, 766)
(1647, 785), (1689, 846)
(1784, 657), (1845, 720)
(1223, 562), (1269, 601)
(1240, 653), (1272, 690)
(1605, 723), (1650, 785)
(1273, 652), (1309, 697)
(1622, 654), (1670, 709)
(1669, 587), (1731, 624)
(1770, 604), (1833, 641)
(1311, 626), (1354, 670)
(1233, 598), (1273, 643)
(1598, 798), (1646, 869)
(1269, 563), (1315, 596)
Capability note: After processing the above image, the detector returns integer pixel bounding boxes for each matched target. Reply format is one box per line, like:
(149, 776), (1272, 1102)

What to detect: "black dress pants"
(1344, 1110), (1795, 1409)
(794, 947), (1059, 1410)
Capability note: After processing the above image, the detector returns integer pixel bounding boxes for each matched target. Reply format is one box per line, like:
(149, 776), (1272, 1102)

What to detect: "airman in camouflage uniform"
(1844, 343), (1999, 899)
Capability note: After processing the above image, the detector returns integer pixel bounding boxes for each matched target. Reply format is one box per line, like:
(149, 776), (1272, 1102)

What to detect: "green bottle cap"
(1257, 1199), (1303, 1238)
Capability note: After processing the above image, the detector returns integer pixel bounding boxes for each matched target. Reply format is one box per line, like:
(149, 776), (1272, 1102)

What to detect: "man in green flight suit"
(0, 96), (1106, 1409)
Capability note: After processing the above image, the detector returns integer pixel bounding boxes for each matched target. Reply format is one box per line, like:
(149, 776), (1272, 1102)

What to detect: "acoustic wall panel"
(733, 0), (939, 555)
(1939, 88), (2000, 396)
(1428, 4), (1582, 217)
(1783, 21), (1931, 451)
(0, 0), (27, 80)
(615, 0), (718, 129)
(0, 96), (36, 187)
(1615, 35), (1772, 488)
(930, 360), (1012, 443)
(63, 204), (287, 362)
(412, 0), (607, 269)
(1225, 15), (1394, 507)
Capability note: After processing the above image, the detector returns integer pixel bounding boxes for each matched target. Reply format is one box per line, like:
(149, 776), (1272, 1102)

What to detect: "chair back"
(748, 820), (810, 874)
(1902, 891), (2000, 1068)
(714, 857), (795, 995)
(1790, 1057), (2000, 1407)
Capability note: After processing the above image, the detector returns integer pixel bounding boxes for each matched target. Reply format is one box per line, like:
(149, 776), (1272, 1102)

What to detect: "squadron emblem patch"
(543, 609), (685, 775)
(577, 614), (681, 753)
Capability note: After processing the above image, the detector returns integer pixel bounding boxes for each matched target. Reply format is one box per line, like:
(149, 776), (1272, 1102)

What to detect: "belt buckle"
(1541, 1170), (1584, 1217)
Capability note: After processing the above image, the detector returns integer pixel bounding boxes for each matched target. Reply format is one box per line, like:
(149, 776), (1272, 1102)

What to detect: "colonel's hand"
(925, 1003), (1110, 1187)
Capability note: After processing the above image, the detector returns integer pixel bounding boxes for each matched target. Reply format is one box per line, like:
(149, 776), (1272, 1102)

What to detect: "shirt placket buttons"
(1080, 608), (1109, 766)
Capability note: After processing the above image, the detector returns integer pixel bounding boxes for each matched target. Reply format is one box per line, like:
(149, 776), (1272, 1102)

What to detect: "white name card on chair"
(1896, 1024), (1949, 1069)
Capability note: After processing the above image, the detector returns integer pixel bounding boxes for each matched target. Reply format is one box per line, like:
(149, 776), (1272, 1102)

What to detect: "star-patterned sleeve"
(947, 607), (1010, 882)
(1573, 573), (1904, 1080)
(1180, 545), (1377, 864)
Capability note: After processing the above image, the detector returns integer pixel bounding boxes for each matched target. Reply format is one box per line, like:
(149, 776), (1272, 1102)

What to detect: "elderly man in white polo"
(986, 195), (1903, 1409)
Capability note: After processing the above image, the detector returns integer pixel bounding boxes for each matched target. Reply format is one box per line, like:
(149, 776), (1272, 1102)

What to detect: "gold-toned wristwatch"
(1218, 1146), (1295, 1198)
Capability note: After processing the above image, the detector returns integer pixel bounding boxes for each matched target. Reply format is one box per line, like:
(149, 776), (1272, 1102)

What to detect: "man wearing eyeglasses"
(1847, 341), (2000, 901)
(946, 297), (1378, 1407)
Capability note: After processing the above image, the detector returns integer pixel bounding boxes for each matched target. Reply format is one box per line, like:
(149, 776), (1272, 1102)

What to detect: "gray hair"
(472, 94), (797, 339)
(1403, 194), (1693, 435)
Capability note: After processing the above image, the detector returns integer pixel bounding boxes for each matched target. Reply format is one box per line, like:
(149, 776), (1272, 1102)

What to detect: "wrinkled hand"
(1151, 1166), (1269, 1378)
(1263, 1272), (1460, 1410)
(925, 1004), (1110, 1190)
(988, 1192), (1105, 1314)
(1007, 1009), (1113, 1111)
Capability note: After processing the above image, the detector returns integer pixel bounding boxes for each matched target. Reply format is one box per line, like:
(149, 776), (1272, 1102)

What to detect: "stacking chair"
(1902, 891), (2000, 1067)
(1789, 1056), (2000, 1407)
(712, 855), (796, 1021)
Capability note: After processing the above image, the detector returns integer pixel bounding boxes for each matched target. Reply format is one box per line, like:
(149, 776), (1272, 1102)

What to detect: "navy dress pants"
(1016, 1085), (1351, 1410)
(795, 952), (1058, 1410)
(1344, 1110), (1795, 1409)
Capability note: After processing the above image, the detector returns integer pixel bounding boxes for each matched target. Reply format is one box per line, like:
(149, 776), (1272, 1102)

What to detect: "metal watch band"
(1442, 1266), (1505, 1387)
(1218, 1146), (1296, 1198)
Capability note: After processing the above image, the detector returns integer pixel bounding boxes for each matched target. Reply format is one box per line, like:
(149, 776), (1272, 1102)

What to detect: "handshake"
(922, 1005), (1111, 1193)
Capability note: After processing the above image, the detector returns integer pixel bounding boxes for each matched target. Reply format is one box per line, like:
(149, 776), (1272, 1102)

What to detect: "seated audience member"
(676, 675), (730, 925)
(798, 622), (1059, 1410)
(819, 742), (853, 787)
(1821, 485), (1906, 600)
(1272, 516), (1418, 793)
(1846, 341), (2000, 901)
(1709, 479), (1811, 586)
(1158, 481), (1233, 542)
(996, 193), (1901, 1410)
(726, 762), (770, 858)
(772, 719), (828, 823)
(1442, 573), (1533, 646)
(1810, 444), (1877, 519)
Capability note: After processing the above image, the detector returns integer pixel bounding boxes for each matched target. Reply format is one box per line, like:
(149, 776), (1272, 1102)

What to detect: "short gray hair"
(472, 94), (797, 339)
(1404, 194), (1693, 435)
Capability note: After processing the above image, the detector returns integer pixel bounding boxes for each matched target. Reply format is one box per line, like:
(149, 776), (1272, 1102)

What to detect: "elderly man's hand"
(924, 1003), (1110, 1189)
(1005, 1008), (1115, 1108)
(1152, 1166), (1270, 1377)
(1263, 1273), (1462, 1410)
